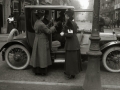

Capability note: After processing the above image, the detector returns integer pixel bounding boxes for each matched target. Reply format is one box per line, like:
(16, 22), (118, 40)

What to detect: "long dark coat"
(30, 20), (56, 68)
(18, 13), (25, 33)
(99, 17), (105, 32)
(63, 20), (82, 75)
(7, 17), (14, 33)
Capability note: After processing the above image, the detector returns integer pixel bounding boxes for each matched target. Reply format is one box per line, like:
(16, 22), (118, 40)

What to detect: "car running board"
(54, 58), (65, 63)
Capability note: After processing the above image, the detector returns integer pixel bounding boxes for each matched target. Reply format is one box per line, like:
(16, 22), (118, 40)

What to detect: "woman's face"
(65, 14), (69, 21)
(41, 16), (44, 20)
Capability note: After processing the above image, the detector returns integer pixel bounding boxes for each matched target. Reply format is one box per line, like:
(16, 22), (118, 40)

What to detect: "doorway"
(0, 4), (3, 33)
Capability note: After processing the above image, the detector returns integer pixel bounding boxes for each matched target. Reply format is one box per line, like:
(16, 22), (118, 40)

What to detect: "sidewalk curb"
(0, 80), (120, 90)
(0, 39), (7, 42)
(0, 40), (7, 42)
(0, 35), (8, 42)
(103, 85), (120, 90)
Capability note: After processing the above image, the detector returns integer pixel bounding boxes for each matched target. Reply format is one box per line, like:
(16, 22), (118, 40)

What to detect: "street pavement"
(0, 29), (120, 90)
(0, 34), (8, 42)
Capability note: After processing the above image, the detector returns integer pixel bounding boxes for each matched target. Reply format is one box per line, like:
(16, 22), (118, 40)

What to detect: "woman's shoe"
(71, 75), (75, 78)
(41, 72), (47, 76)
(64, 72), (67, 75)
(67, 75), (75, 79)
(35, 73), (41, 75)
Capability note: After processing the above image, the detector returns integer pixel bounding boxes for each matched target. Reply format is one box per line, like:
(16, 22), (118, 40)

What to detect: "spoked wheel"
(5, 44), (30, 70)
(102, 46), (120, 72)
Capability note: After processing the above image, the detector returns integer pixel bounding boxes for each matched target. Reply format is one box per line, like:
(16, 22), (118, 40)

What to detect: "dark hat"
(35, 10), (45, 19)
(45, 10), (49, 15)
(65, 9), (74, 18)
(59, 11), (65, 16)
(39, 10), (45, 14)
(35, 10), (45, 15)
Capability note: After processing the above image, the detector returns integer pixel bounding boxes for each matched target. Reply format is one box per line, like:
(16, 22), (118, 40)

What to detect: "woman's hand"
(60, 32), (64, 36)
(68, 29), (73, 33)
(54, 21), (58, 27)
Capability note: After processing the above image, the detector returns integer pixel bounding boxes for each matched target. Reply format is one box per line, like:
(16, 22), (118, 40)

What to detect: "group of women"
(30, 9), (82, 79)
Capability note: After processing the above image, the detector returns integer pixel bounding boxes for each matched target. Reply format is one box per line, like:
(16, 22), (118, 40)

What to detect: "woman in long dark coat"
(7, 15), (14, 33)
(99, 15), (105, 32)
(18, 12), (25, 34)
(60, 9), (82, 79)
(30, 10), (56, 75)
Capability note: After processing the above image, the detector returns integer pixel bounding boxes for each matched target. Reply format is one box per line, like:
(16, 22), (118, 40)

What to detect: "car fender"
(0, 39), (32, 53)
(100, 41), (120, 52)
(7, 28), (19, 42)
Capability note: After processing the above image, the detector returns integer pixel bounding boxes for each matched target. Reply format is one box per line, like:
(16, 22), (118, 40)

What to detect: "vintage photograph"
(0, 0), (120, 90)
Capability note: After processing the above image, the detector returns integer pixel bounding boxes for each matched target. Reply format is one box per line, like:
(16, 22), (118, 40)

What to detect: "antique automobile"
(1, 5), (120, 73)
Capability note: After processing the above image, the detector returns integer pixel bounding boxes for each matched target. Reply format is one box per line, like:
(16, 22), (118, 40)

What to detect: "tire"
(102, 46), (120, 72)
(7, 28), (19, 42)
(5, 44), (30, 70)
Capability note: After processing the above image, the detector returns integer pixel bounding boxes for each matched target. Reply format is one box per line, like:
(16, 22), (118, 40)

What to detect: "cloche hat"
(65, 9), (74, 18)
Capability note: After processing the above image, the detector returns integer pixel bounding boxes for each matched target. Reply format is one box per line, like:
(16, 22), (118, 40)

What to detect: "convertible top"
(25, 5), (74, 9)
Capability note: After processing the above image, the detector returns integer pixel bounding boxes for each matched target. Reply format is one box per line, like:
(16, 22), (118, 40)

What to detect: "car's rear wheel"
(102, 46), (120, 72)
(5, 44), (30, 70)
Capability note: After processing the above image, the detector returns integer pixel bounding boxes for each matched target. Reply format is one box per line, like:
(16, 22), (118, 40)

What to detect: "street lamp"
(82, 0), (102, 90)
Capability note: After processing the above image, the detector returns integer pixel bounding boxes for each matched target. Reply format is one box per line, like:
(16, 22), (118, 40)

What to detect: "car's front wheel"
(5, 44), (30, 70)
(102, 46), (120, 72)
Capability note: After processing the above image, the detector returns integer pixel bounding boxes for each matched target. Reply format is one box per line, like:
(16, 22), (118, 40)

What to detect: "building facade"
(1, 0), (72, 31)
(2, 0), (34, 29)
(114, 0), (120, 20)
(100, 0), (115, 20)
(0, 0), (89, 33)
(0, 0), (3, 33)
(100, 0), (120, 22)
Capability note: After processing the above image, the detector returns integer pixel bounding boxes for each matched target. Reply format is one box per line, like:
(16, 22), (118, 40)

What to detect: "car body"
(1, 5), (120, 73)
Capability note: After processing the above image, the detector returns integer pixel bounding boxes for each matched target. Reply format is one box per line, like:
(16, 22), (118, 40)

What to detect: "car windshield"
(74, 11), (93, 32)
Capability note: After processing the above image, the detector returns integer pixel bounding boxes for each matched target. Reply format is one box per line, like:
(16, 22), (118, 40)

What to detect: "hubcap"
(8, 48), (28, 67)
(106, 50), (120, 70)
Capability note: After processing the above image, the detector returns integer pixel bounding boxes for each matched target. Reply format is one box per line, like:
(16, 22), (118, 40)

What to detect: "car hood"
(13, 33), (26, 39)
(100, 33), (117, 41)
